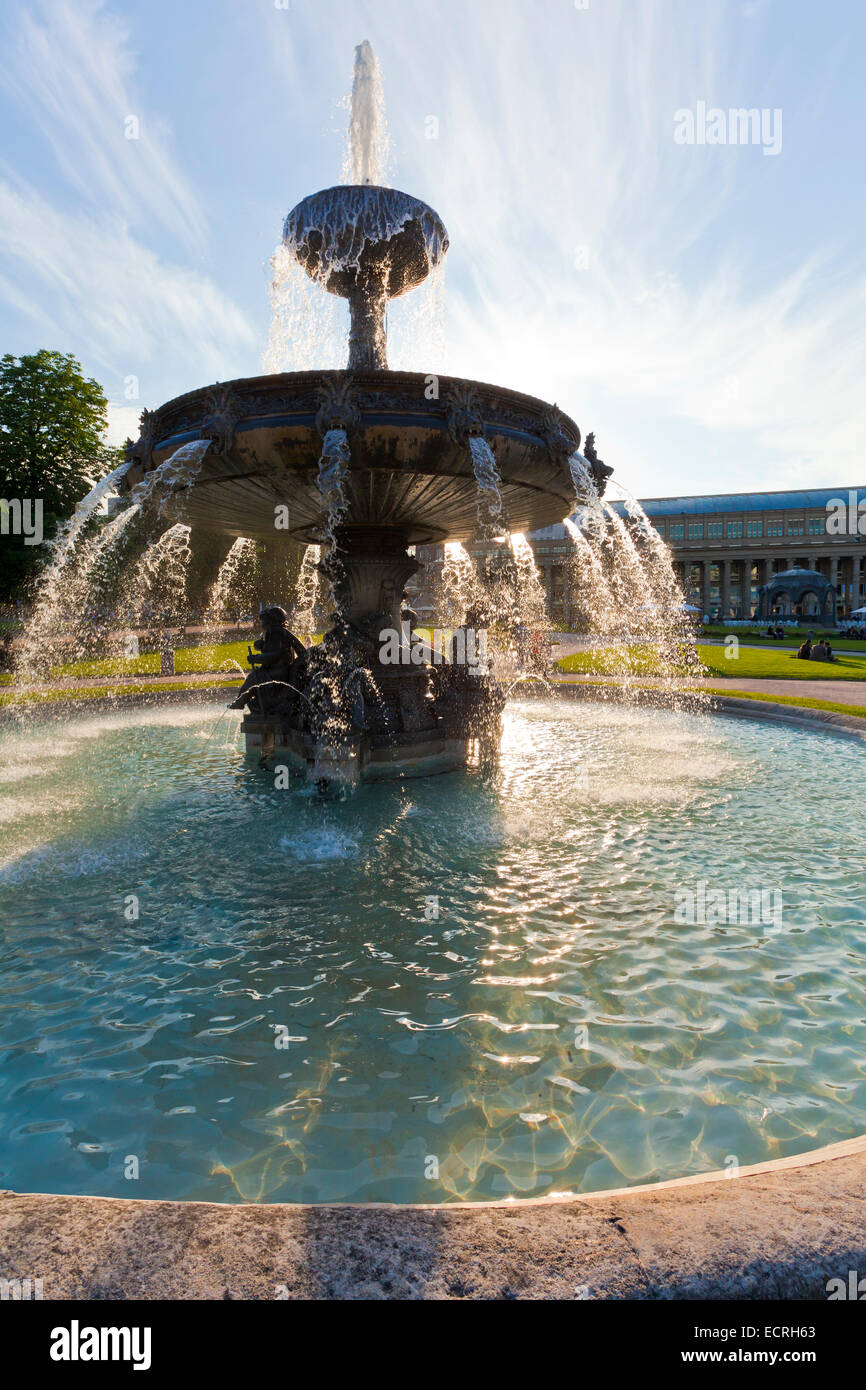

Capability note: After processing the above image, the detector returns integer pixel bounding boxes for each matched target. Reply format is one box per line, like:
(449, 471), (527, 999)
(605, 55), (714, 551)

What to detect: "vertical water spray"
(437, 542), (484, 625)
(41, 457), (133, 572)
(14, 457), (132, 679)
(292, 544), (322, 638)
(13, 502), (141, 686)
(135, 440), (212, 521)
(387, 259), (447, 372)
(344, 40), (390, 187)
(201, 538), (255, 660)
(263, 244), (345, 375)
(306, 430), (360, 765)
(560, 474), (707, 704)
(469, 437), (508, 541)
(117, 523), (193, 635)
(317, 428), (351, 609)
(509, 534), (547, 628)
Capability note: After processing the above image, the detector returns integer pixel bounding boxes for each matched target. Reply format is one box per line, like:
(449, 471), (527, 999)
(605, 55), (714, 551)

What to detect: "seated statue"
(228, 606), (307, 714)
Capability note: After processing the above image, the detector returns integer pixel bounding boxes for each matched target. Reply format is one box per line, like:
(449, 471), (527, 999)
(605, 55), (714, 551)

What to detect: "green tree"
(0, 350), (120, 602)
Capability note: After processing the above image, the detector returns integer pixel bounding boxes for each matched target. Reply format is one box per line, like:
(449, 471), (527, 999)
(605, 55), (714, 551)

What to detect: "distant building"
(625, 487), (865, 622)
(415, 487), (866, 625)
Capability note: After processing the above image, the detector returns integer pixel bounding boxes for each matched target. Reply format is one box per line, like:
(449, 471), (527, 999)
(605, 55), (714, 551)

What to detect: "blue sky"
(0, 0), (863, 499)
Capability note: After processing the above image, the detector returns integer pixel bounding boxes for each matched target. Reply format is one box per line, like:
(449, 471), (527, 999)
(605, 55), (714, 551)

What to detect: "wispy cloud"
(284, 0), (865, 491)
(0, 0), (257, 441)
(0, 0), (863, 491)
(0, 177), (257, 429)
(0, 0), (205, 249)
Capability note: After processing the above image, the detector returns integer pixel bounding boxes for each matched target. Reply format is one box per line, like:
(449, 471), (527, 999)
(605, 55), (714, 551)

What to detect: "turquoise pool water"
(0, 699), (864, 1203)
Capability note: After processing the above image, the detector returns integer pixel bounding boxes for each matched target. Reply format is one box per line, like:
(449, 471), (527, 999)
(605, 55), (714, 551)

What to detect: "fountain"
(117, 43), (613, 782)
(4, 42), (866, 1245)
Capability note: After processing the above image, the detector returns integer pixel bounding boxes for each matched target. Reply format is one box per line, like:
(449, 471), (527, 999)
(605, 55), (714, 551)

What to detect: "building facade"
(631, 488), (866, 622)
(416, 487), (866, 625)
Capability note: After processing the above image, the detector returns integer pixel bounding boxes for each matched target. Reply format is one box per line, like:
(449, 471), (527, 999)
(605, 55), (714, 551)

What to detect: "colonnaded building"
(416, 487), (866, 626)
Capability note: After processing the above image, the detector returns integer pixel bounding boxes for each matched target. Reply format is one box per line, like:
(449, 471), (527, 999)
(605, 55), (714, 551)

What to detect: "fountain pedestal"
(327, 526), (419, 627)
(240, 524), (501, 781)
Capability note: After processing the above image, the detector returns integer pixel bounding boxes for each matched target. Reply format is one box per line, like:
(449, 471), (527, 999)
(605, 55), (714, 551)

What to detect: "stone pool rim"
(3, 682), (866, 739)
(1, 1132), (863, 1300)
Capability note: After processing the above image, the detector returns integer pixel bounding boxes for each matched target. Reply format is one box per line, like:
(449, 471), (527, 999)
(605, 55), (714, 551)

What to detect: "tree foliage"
(0, 350), (120, 602)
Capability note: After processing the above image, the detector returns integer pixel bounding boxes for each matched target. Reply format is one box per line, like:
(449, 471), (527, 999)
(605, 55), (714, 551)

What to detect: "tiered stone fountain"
(120, 44), (612, 782)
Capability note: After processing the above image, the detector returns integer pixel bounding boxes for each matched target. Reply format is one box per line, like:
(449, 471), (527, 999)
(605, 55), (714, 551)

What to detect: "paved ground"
(1, 1138), (862, 1300)
(3, 671), (241, 692)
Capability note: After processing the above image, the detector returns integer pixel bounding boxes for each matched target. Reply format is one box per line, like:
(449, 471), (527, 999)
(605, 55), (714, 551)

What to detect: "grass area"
(557, 644), (866, 681)
(701, 625), (866, 652)
(0, 678), (242, 708)
(50, 640), (251, 680)
(701, 687), (866, 720)
(555, 646), (694, 677)
(697, 644), (866, 680)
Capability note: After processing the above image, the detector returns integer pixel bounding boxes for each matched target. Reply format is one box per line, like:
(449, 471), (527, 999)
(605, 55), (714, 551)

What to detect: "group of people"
(797, 637), (835, 663)
(763, 625), (789, 640)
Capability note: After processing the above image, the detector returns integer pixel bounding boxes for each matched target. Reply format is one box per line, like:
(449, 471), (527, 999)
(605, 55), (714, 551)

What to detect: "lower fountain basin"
(121, 371), (582, 543)
(1, 698), (865, 1205)
(242, 719), (473, 782)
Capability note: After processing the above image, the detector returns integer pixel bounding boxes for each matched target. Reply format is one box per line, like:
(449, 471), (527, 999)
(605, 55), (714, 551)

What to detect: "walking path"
(553, 674), (866, 703)
(6, 670), (866, 706)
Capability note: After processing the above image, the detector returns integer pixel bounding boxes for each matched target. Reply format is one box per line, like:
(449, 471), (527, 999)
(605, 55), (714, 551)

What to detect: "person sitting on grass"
(797, 637), (813, 660)
(812, 639), (834, 662)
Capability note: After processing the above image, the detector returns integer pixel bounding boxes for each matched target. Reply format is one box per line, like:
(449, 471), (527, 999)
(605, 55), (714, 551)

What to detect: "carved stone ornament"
(200, 384), (247, 456)
(315, 375), (362, 437)
(541, 403), (581, 461)
(125, 407), (161, 472)
(446, 381), (485, 447)
(583, 432), (614, 491)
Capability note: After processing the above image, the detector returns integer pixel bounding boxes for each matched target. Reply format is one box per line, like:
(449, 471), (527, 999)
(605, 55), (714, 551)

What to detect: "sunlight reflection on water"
(0, 698), (864, 1204)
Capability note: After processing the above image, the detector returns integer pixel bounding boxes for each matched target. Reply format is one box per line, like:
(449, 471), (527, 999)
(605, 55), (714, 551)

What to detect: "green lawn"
(49, 640), (252, 680)
(555, 645), (698, 678)
(697, 644), (866, 680)
(557, 644), (866, 681)
(702, 688), (866, 720)
(701, 625), (866, 652)
(0, 678), (242, 708)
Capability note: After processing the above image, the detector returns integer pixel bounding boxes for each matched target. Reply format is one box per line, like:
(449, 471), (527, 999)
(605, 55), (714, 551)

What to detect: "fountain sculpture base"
(240, 649), (505, 784)
(242, 718), (476, 782)
(231, 523), (506, 785)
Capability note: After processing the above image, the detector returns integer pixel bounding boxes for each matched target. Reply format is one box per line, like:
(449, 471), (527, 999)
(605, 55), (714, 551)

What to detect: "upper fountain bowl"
(120, 370), (608, 545)
(283, 186), (449, 299)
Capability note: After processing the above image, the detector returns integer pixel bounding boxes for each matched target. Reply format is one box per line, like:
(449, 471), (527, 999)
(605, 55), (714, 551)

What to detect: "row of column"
(678, 555), (864, 618)
(534, 551), (864, 621)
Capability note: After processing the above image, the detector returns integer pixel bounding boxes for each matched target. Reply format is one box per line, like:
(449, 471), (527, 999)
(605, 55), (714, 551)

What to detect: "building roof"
(527, 489), (864, 542)
(609, 487), (865, 518)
